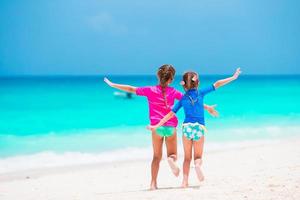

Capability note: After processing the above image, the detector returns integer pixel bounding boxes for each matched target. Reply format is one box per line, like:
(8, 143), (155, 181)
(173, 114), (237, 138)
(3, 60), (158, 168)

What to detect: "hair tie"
(180, 81), (185, 85)
(192, 75), (198, 82)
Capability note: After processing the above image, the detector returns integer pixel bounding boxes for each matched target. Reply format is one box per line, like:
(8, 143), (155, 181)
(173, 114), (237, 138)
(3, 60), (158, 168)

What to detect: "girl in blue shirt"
(148, 68), (241, 188)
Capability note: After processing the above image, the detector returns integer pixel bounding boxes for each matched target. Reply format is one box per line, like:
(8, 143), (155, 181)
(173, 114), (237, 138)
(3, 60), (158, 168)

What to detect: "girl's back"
(173, 85), (215, 125)
(136, 85), (182, 126)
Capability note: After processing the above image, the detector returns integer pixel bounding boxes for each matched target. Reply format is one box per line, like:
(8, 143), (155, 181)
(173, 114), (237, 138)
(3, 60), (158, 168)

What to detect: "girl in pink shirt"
(104, 64), (218, 190)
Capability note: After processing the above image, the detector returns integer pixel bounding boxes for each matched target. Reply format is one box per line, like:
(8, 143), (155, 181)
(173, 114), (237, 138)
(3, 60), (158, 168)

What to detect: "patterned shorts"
(182, 122), (206, 141)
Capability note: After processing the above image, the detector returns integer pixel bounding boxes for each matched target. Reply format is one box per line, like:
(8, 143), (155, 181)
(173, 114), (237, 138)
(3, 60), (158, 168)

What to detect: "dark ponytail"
(157, 64), (175, 109)
(181, 71), (199, 90)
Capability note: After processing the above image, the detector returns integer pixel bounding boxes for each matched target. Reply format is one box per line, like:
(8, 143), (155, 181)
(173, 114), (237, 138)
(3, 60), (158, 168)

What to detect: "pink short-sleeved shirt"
(136, 85), (183, 127)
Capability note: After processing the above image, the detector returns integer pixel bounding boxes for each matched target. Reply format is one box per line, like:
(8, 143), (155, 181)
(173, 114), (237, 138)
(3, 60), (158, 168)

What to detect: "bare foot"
(181, 180), (189, 188)
(181, 174), (189, 188)
(194, 159), (204, 182)
(167, 156), (180, 177)
(150, 181), (158, 190)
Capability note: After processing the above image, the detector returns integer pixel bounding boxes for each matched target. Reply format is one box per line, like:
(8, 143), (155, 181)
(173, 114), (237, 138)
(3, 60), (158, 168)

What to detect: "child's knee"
(194, 155), (202, 160)
(168, 154), (177, 161)
(152, 155), (162, 162)
(184, 157), (192, 163)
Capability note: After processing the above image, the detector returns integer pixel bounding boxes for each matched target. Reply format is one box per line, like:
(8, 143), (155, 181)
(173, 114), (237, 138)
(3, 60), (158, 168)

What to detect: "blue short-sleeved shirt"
(172, 85), (215, 125)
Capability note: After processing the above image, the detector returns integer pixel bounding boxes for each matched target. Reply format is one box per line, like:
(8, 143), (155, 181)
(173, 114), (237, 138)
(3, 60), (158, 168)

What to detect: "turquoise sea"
(0, 75), (299, 173)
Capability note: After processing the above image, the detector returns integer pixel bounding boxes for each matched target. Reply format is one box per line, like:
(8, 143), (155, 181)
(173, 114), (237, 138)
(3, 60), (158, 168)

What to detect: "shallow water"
(0, 75), (299, 161)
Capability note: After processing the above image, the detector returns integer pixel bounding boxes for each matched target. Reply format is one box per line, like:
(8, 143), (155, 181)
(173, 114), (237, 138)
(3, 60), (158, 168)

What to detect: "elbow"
(213, 82), (220, 89)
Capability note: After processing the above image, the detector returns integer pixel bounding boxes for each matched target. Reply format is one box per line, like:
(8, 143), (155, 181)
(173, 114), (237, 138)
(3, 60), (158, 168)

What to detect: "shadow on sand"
(95, 185), (201, 196)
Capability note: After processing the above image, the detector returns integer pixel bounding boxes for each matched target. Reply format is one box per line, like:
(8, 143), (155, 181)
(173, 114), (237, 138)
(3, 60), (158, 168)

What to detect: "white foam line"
(0, 138), (287, 174)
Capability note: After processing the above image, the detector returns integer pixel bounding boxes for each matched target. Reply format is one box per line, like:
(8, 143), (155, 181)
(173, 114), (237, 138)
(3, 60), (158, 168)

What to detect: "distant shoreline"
(1, 74), (300, 78)
(1, 136), (299, 176)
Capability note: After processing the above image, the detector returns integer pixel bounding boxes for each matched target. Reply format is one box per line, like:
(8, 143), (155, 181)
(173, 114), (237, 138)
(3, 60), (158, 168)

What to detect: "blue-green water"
(0, 75), (300, 172)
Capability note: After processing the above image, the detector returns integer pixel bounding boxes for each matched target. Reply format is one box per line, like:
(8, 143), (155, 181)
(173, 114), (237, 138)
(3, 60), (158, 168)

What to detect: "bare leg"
(193, 136), (205, 182)
(165, 129), (180, 177)
(182, 135), (193, 188)
(150, 131), (164, 190)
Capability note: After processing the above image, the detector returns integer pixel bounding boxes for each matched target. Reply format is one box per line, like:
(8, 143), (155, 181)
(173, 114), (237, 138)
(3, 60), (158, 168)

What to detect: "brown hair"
(181, 71), (199, 90)
(157, 64), (176, 108)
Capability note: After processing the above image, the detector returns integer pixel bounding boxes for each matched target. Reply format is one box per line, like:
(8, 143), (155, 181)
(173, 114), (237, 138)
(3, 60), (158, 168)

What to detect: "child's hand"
(147, 125), (158, 131)
(233, 68), (242, 80)
(104, 77), (113, 86)
(206, 104), (219, 117)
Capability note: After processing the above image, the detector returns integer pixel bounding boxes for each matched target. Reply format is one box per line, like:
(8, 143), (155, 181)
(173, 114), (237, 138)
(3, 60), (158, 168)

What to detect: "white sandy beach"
(0, 138), (299, 200)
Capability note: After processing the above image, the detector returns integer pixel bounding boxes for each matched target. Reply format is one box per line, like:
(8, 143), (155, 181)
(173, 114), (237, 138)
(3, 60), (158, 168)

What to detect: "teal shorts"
(156, 126), (175, 137)
(182, 123), (206, 141)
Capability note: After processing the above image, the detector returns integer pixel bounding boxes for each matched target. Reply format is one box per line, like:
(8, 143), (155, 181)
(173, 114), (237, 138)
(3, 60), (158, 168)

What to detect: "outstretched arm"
(147, 111), (175, 131)
(104, 77), (137, 93)
(204, 104), (219, 117)
(213, 68), (241, 89)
